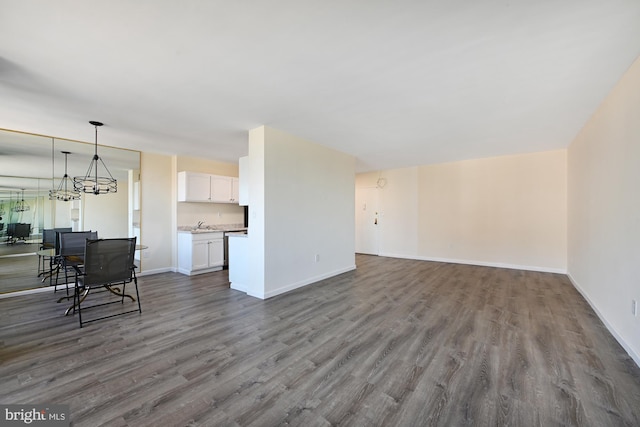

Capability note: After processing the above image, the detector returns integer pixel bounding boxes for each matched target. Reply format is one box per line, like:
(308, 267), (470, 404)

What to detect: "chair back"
(83, 238), (137, 285)
(13, 223), (30, 239)
(7, 223), (29, 237)
(43, 227), (71, 249)
(59, 231), (98, 257)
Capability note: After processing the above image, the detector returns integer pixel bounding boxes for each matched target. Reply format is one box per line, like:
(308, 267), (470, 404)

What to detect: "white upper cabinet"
(178, 171), (239, 203)
(231, 177), (239, 204)
(178, 171), (211, 201)
(210, 175), (233, 202)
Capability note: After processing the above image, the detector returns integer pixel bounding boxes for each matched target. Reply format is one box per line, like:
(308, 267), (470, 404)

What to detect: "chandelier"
(50, 151), (81, 201)
(12, 189), (30, 212)
(73, 121), (117, 195)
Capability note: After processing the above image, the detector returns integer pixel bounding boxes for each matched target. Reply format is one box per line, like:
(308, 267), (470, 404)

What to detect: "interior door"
(355, 187), (379, 255)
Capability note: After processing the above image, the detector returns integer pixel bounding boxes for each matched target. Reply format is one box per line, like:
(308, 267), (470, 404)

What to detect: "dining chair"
(39, 227), (71, 278)
(7, 223), (30, 244)
(70, 237), (140, 328)
(55, 230), (97, 298)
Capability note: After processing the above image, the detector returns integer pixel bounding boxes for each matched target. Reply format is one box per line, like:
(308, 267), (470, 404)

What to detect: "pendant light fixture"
(50, 151), (81, 201)
(73, 121), (117, 195)
(12, 189), (30, 212)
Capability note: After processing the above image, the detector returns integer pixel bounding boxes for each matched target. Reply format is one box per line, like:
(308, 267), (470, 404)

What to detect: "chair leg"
(55, 263), (60, 290)
(65, 287), (89, 316)
(74, 280), (80, 326)
(64, 265), (70, 296)
(52, 260), (57, 292)
(55, 264), (74, 303)
(134, 276), (142, 313)
(76, 282), (83, 328)
(49, 258), (55, 289)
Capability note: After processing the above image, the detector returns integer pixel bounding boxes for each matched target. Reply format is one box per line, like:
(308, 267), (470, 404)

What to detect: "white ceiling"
(1, 1), (639, 172)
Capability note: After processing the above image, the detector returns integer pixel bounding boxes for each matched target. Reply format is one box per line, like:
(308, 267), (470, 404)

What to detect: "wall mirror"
(0, 128), (141, 294)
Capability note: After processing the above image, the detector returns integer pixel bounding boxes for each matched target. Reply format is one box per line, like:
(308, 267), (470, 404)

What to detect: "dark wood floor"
(0, 241), (40, 256)
(0, 252), (46, 294)
(1, 255), (639, 426)
(0, 242), (47, 294)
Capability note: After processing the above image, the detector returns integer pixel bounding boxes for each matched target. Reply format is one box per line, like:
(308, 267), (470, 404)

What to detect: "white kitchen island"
(228, 232), (248, 292)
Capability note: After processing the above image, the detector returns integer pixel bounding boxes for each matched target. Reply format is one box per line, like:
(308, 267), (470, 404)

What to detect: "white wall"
(356, 150), (567, 273)
(419, 151), (567, 271)
(53, 199), (72, 229)
(248, 126), (356, 299)
(568, 55), (640, 366)
(82, 185), (128, 238)
(247, 127), (265, 298)
(139, 152), (174, 274)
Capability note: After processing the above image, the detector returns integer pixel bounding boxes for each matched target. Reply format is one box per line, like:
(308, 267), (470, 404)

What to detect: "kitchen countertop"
(178, 224), (247, 234)
(226, 231), (248, 237)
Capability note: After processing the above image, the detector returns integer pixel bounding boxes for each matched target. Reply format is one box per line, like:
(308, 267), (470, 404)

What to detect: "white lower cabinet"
(178, 231), (224, 275)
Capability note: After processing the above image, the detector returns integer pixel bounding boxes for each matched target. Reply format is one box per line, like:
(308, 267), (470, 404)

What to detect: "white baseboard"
(246, 288), (265, 299)
(137, 267), (174, 276)
(1, 252), (37, 258)
(0, 286), (60, 299)
(230, 282), (247, 293)
(378, 252), (567, 274)
(174, 266), (222, 276)
(567, 273), (640, 368)
(261, 264), (357, 300)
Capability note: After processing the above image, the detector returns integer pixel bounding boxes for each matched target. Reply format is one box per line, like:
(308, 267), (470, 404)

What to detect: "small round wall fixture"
(73, 121), (117, 195)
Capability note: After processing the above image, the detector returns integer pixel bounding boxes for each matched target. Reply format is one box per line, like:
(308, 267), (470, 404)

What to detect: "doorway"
(355, 187), (379, 255)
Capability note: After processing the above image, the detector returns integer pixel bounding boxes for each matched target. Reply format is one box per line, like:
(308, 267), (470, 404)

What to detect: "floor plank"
(0, 255), (639, 426)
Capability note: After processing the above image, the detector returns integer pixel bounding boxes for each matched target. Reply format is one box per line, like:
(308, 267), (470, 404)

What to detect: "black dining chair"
(7, 223), (30, 244)
(39, 227), (71, 278)
(55, 230), (97, 298)
(42, 227), (72, 249)
(70, 237), (141, 328)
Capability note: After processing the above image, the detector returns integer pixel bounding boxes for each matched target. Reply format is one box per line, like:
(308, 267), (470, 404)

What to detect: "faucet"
(196, 220), (205, 229)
